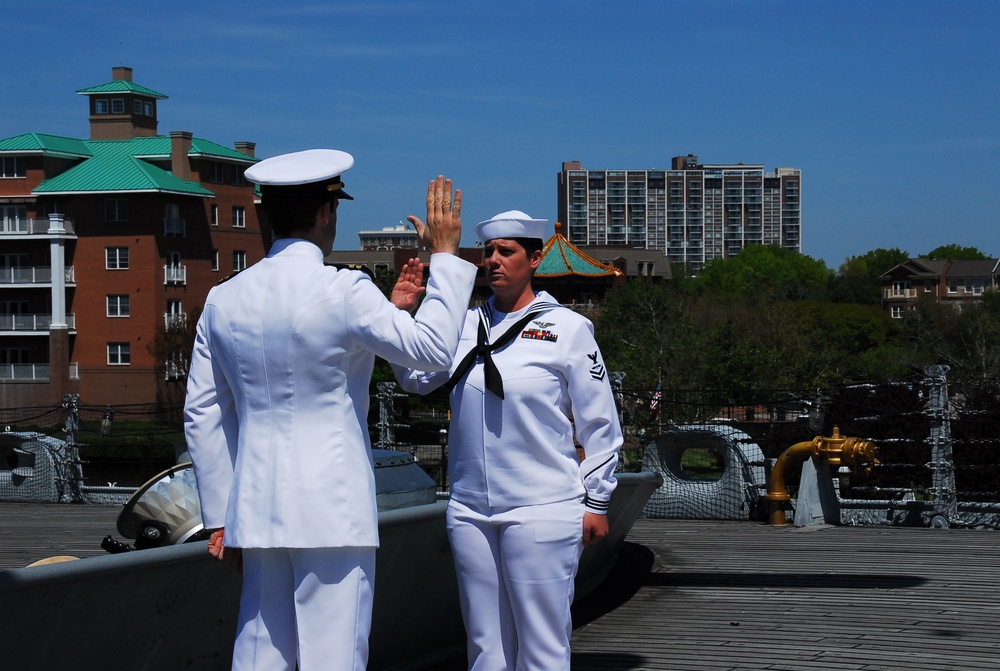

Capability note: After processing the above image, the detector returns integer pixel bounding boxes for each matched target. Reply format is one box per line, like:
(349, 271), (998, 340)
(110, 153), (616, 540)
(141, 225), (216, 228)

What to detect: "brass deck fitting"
(766, 426), (879, 526)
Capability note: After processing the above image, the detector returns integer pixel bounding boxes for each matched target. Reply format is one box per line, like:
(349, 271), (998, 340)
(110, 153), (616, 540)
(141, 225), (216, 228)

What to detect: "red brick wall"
(1, 160), (262, 407)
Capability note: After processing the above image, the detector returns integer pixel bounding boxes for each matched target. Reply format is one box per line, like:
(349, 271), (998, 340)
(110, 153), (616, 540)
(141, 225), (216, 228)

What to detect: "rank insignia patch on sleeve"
(587, 351), (606, 381)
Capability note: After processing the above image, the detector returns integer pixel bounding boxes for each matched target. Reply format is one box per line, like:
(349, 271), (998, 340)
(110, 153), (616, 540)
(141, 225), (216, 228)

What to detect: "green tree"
(594, 280), (701, 390)
(689, 299), (903, 394)
(924, 244), (990, 260)
(954, 291), (1000, 408)
(700, 317), (788, 397)
(694, 245), (833, 303)
(776, 301), (907, 384)
(903, 291), (1000, 408)
(830, 247), (910, 305)
(148, 307), (201, 405)
(372, 265), (401, 297)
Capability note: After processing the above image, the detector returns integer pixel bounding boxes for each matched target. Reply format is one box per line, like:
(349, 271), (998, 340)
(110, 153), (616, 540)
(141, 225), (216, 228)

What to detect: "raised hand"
(406, 175), (462, 255)
(391, 257), (426, 312)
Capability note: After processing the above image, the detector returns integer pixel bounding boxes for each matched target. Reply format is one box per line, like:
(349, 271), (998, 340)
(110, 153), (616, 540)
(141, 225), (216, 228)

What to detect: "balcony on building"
(884, 282), (917, 300)
(0, 313), (76, 332)
(164, 359), (187, 381)
(0, 363), (50, 381)
(0, 362), (79, 382)
(0, 217), (76, 237)
(164, 312), (188, 329)
(0, 266), (76, 286)
(164, 264), (187, 285)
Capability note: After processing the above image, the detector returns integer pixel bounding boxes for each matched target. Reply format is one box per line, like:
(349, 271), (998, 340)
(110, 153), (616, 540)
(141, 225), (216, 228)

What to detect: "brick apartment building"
(880, 257), (1000, 318)
(0, 67), (263, 407)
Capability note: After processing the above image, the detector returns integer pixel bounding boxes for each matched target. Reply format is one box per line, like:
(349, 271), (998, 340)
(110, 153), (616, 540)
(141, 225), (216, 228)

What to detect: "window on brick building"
(232, 206), (246, 228)
(0, 156), (25, 178)
(107, 295), (130, 317)
(106, 247), (129, 270)
(107, 342), (131, 365)
(164, 203), (185, 237)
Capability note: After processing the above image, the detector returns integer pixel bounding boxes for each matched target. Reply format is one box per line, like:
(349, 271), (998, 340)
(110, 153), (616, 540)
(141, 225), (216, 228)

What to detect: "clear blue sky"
(3, 0), (997, 268)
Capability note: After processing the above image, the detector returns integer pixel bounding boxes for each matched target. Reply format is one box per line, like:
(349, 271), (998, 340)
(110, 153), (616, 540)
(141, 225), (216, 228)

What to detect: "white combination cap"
(476, 210), (547, 243)
(245, 148), (354, 199)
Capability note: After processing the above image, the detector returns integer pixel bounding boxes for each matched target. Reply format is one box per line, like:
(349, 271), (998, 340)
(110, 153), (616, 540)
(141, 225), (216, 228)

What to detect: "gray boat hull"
(0, 472), (661, 670)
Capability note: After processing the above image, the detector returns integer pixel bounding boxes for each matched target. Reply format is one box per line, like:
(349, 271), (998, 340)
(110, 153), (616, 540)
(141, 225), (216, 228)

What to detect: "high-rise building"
(558, 155), (801, 272)
(0, 67), (263, 407)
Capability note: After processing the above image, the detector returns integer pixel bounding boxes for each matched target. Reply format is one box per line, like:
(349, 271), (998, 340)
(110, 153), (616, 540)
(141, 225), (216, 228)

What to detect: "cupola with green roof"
(77, 66), (167, 140)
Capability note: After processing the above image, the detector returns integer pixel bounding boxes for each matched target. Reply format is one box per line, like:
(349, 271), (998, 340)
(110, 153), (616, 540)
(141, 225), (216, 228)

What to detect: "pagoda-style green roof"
(537, 224), (623, 278)
(77, 80), (168, 99)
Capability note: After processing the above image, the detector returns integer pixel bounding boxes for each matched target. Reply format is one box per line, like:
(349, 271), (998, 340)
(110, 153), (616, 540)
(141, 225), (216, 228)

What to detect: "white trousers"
(447, 497), (584, 671)
(232, 546), (375, 671)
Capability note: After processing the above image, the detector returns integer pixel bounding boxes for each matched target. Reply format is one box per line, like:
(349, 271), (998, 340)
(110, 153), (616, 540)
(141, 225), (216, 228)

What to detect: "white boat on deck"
(0, 450), (661, 670)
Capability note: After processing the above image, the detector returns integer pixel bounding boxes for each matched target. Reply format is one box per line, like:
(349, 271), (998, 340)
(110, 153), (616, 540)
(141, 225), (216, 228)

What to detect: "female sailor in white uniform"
(393, 211), (622, 671)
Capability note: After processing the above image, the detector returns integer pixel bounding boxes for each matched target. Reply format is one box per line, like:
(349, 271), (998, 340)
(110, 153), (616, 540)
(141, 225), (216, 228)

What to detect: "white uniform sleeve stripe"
(583, 453), (616, 480)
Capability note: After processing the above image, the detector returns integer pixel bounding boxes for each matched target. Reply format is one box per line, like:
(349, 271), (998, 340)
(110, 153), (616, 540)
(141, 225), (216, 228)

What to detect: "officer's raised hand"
(407, 175), (462, 255)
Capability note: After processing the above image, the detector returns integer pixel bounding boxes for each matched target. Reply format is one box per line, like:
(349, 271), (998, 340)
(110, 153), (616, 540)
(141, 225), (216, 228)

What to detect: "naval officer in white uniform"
(183, 149), (475, 671)
(393, 211), (623, 671)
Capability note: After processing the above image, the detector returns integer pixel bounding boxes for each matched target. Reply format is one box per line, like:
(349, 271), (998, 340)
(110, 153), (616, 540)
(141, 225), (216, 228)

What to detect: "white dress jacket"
(184, 239), (476, 549)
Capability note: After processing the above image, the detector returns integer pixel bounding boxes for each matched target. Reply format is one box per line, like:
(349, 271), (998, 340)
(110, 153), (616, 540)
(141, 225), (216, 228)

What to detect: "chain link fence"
(3, 366), (998, 527)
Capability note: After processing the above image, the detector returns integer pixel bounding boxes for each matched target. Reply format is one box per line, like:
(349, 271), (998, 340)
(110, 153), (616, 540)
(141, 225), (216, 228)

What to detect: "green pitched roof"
(537, 225), (623, 278)
(76, 80), (168, 99)
(32, 139), (214, 196)
(0, 132), (93, 159)
(33, 138), (215, 197)
(128, 136), (258, 163)
(0, 131), (258, 197)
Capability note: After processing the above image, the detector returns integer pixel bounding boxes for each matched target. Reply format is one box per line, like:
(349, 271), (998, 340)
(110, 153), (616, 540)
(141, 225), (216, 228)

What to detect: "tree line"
(151, 242), (999, 411)
(593, 244), (1000, 409)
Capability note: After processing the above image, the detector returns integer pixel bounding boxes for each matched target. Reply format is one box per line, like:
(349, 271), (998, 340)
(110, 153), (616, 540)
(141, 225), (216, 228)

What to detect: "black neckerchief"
(443, 301), (555, 399)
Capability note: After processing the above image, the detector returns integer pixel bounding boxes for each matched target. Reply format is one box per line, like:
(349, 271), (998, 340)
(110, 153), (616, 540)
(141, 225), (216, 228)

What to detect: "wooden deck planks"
(2, 505), (999, 670)
(0, 502), (120, 567)
(570, 519), (1000, 671)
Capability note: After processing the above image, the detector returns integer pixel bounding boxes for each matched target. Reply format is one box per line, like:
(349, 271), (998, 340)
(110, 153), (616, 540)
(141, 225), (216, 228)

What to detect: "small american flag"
(649, 383), (662, 421)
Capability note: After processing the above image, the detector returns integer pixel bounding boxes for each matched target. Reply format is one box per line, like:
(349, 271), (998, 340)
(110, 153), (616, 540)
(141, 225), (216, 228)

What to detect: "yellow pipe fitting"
(766, 427), (879, 526)
(767, 438), (819, 526)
